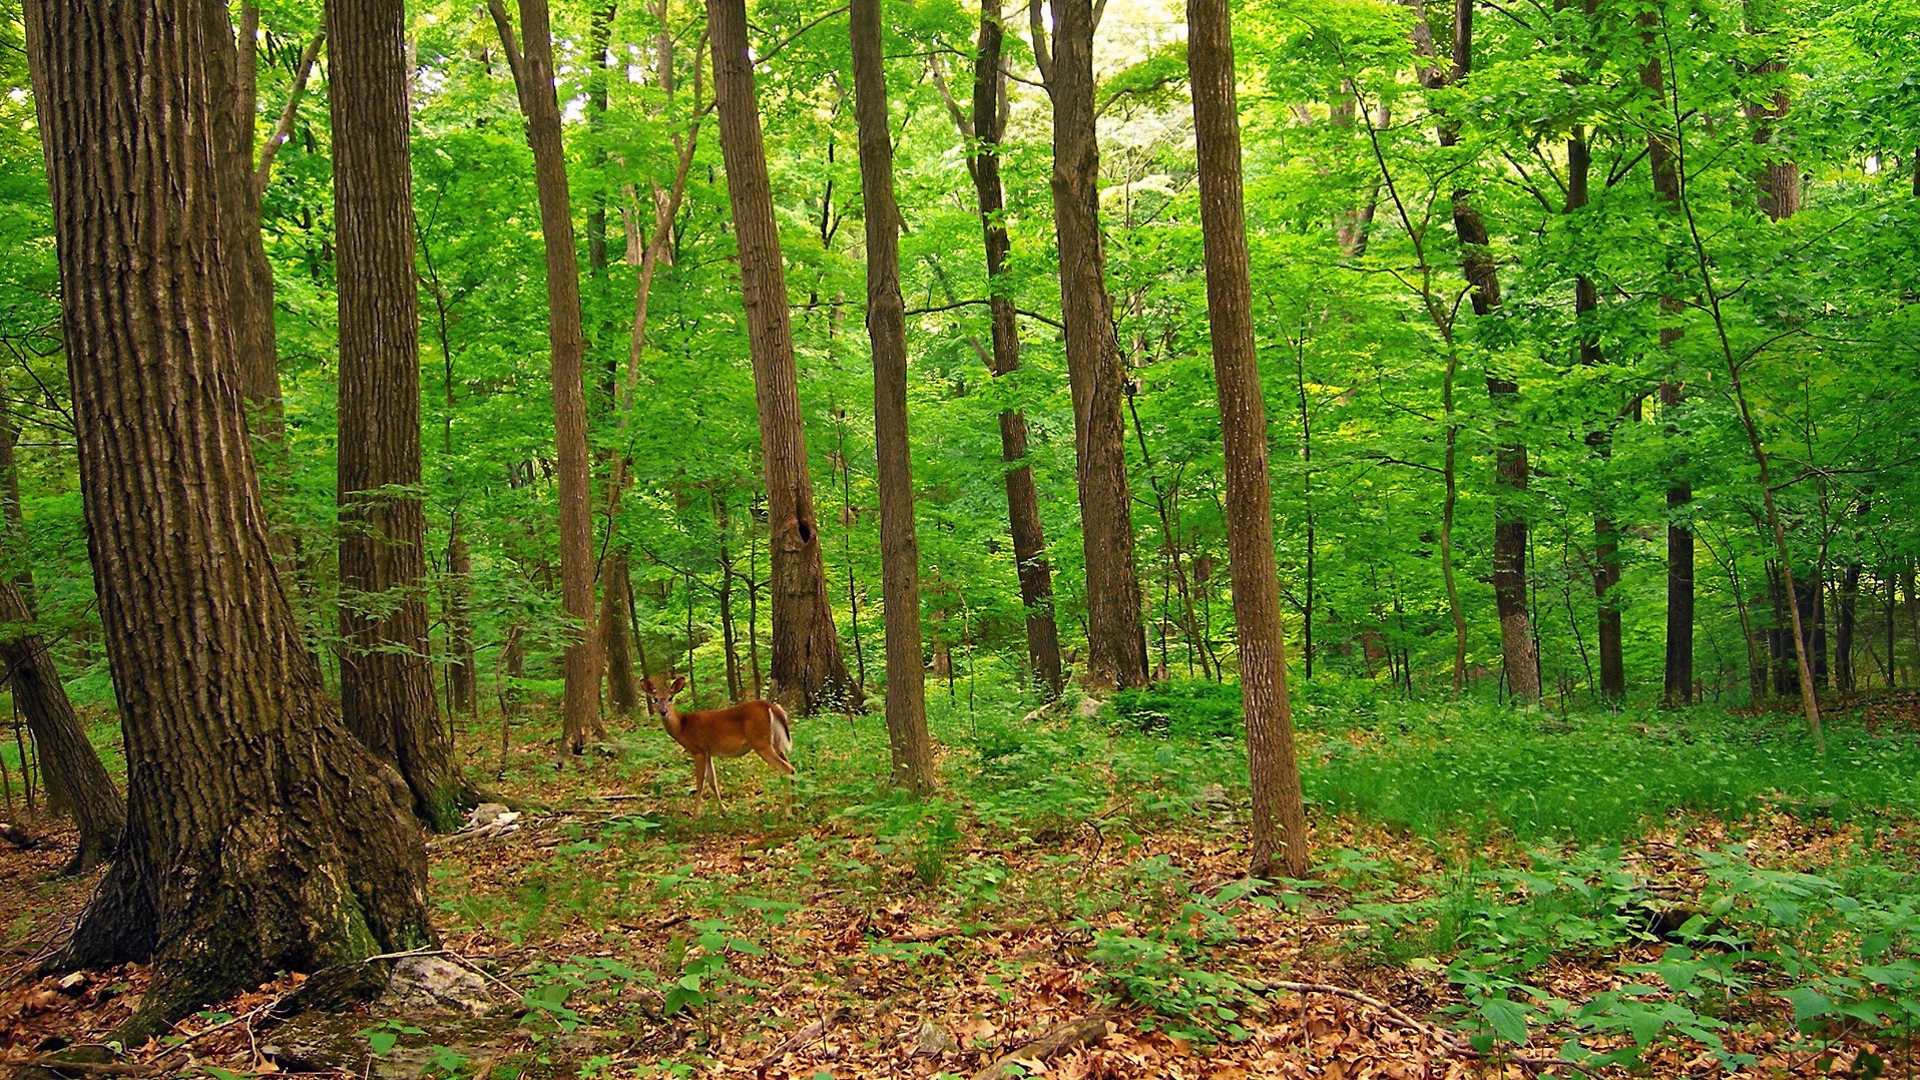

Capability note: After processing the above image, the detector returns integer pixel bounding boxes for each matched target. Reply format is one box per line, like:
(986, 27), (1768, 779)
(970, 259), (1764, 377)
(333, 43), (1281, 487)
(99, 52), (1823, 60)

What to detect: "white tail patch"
(771, 703), (793, 761)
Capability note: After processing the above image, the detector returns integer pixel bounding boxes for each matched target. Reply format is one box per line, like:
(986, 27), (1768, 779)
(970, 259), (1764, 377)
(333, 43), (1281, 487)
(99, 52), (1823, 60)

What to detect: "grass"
(7, 679), (1920, 1075)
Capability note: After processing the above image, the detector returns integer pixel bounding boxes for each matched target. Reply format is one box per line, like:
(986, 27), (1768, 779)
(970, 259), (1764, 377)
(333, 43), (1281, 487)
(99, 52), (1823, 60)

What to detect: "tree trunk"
(1441, 0), (1537, 703)
(215, 7), (321, 579)
(488, 0), (603, 753)
(0, 581), (122, 874)
(599, 548), (640, 712)
(1641, 25), (1694, 707)
(447, 515), (477, 712)
(962, 0), (1064, 699)
(330, 0), (461, 831)
(1187, 0), (1310, 879)
(24, 0), (432, 1037)
(1835, 562), (1859, 693)
(1567, 124), (1624, 702)
(1041, 0), (1149, 692)
(709, 0), (855, 714)
(852, 0), (936, 792)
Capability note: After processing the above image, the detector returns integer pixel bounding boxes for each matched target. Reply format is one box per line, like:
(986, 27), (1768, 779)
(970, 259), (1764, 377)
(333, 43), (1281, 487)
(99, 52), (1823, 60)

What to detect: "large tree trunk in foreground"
(964, 0), (1064, 699)
(851, 0), (936, 792)
(489, 0), (604, 751)
(25, 0), (432, 1038)
(0, 581), (122, 874)
(1042, 0), (1149, 692)
(1187, 0), (1311, 879)
(331, 0), (461, 830)
(709, 0), (854, 714)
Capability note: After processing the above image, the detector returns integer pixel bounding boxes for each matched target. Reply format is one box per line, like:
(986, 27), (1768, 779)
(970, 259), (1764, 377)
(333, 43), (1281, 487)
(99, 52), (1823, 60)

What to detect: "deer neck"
(660, 705), (688, 746)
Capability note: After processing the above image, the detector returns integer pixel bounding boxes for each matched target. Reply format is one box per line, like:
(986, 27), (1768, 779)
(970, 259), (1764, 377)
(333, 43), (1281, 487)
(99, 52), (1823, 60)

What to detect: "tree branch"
(254, 30), (327, 196)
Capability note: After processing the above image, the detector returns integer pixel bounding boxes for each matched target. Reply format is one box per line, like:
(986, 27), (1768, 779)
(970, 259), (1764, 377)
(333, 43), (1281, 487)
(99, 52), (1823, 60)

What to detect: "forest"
(1, 0), (1918, 1075)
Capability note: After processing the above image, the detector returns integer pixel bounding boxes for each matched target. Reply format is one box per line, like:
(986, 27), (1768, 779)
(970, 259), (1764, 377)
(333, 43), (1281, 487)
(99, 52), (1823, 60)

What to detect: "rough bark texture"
(0, 580), (123, 873)
(330, 0), (460, 831)
(24, 0), (432, 1037)
(1044, 0), (1149, 692)
(215, 3), (286, 429)
(1187, 0), (1311, 879)
(491, 0), (605, 751)
(1643, 35), (1694, 707)
(969, 0), (1064, 699)
(851, 0), (936, 791)
(709, 0), (855, 714)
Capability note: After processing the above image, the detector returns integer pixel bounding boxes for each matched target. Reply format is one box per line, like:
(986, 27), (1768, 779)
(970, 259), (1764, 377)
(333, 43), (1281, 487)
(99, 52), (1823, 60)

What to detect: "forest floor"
(4, 684), (1920, 1079)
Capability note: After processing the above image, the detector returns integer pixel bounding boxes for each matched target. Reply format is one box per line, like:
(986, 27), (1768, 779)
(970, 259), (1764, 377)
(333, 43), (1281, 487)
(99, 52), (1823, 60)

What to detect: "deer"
(640, 675), (795, 816)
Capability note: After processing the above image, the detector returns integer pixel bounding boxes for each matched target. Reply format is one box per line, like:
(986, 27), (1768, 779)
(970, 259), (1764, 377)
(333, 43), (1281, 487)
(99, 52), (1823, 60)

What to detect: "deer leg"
(691, 753), (708, 817)
(751, 744), (798, 817)
(707, 759), (726, 815)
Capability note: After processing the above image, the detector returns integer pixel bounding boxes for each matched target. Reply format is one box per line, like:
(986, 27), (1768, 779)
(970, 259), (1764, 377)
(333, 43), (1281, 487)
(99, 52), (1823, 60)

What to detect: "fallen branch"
(755, 1006), (849, 1076)
(1253, 980), (1598, 1078)
(0, 1056), (164, 1077)
(970, 1012), (1110, 1080)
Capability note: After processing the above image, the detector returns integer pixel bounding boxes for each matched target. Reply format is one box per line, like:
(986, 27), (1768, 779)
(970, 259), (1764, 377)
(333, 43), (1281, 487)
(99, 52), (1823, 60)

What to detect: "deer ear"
(670, 675), (687, 694)
(641, 677), (654, 694)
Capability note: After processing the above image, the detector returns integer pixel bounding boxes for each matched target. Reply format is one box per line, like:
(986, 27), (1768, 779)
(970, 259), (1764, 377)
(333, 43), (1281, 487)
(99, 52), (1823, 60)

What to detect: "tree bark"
(1040, 0), (1149, 691)
(1411, 0), (1536, 702)
(447, 518), (477, 712)
(709, 0), (855, 714)
(0, 581), (122, 874)
(852, 0), (936, 792)
(215, 8), (321, 580)
(1187, 0), (1310, 879)
(330, 0), (461, 831)
(1835, 562), (1859, 693)
(599, 549), (640, 712)
(959, 0), (1064, 699)
(1445, 0), (1538, 703)
(489, 0), (604, 752)
(24, 0), (433, 1037)
(1566, 124), (1624, 702)
(1643, 32), (1694, 707)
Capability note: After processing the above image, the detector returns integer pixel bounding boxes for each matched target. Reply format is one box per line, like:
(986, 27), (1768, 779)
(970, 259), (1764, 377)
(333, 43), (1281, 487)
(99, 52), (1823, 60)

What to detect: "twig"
(970, 1012), (1111, 1079)
(362, 947), (518, 998)
(1252, 980), (1599, 1077)
(754, 1006), (849, 1075)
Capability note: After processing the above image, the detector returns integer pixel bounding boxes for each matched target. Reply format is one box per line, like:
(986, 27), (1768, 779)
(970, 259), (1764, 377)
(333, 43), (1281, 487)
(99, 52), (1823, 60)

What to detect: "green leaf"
(1478, 998), (1531, 1045)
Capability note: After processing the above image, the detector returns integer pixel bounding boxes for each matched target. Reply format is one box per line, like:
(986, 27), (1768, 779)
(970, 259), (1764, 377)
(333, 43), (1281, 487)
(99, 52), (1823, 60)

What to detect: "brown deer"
(641, 675), (794, 816)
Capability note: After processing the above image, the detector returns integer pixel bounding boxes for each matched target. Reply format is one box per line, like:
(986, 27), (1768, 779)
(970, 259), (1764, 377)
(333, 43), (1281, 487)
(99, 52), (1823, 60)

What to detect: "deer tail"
(770, 702), (793, 762)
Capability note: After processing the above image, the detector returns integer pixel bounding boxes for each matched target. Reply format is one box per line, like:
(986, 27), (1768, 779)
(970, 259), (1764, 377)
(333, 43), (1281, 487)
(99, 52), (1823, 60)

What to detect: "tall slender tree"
(1642, 25), (1693, 707)
(331, 0), (461, 828)
(1187, 0), (1311, 878)
(851, 0), (936, 791)
(489, 0), (604, 751)
(931, 0), (1065, 699)
(709, 0), (856, 713)
(1415, 0), (1539, 701)
(1034, 0), (1150, 692)
(1566, 120), (1625, 701)
(24, 0), (432, 1035)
